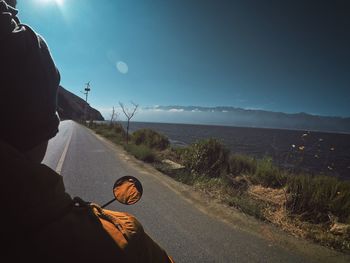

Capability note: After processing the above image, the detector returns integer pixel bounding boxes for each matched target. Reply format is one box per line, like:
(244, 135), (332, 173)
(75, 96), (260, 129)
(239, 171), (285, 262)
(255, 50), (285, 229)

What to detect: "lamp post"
(83, 81), (91, 102)
(81, 81), (91, 121)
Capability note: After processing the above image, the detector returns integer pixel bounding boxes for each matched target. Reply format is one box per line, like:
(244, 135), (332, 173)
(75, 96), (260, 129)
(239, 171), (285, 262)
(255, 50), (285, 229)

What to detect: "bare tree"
(119, 102), (139, 144)
(110, 106), (118, 126)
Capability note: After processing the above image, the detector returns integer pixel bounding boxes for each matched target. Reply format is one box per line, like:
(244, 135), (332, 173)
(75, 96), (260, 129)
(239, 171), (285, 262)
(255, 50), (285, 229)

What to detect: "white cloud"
(138, 107), (164, 112)
(152, 108), (165, 112)
(244, 106), (265, 111)
(169, 108), (185, 112)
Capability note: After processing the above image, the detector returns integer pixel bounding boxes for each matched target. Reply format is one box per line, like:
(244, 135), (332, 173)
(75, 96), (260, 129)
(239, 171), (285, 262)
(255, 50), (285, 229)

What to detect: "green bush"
(251, 157), (287, 188)
(92, 123), (126, 144)
(287, 174), (350, 224)
(226, 194), (266, 220)
(113, 123), (126, 137)
(154, 162), (198, 185)
(229, 154), (257, 176)
(132, 129), (170, 150)
(182, 138), (230, 178)
(124, 144), (156, 163)
(167, 146), (187, 163)
(96, 128), (115, 139)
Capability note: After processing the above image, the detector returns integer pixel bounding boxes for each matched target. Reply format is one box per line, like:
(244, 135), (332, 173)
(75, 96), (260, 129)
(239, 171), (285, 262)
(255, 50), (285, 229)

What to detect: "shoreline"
(117, 121), (350, 180)
(84, 122), (350, 262)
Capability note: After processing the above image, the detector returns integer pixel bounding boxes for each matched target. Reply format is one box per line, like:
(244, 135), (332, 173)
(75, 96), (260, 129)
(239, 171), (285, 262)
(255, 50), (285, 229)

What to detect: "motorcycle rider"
(0, 0), (174, 262)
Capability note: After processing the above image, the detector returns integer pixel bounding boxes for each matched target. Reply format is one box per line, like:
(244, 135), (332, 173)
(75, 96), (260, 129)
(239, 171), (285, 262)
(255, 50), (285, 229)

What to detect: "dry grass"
(247, 185), (304, 237)
(248, 185), (286, 207)
(247, 184), (350, 252)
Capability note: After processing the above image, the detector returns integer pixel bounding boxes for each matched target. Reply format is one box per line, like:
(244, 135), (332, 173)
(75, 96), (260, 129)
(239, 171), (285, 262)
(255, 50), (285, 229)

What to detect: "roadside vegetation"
(86, 121), (350, 253)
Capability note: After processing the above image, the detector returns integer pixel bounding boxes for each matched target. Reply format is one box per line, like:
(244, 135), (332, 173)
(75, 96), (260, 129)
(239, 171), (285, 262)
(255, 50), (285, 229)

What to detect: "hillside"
(57, 86), (104, 121)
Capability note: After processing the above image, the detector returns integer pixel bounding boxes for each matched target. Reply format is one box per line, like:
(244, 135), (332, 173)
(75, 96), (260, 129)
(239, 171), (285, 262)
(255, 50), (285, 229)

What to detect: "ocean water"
(118, 121), (350, 180)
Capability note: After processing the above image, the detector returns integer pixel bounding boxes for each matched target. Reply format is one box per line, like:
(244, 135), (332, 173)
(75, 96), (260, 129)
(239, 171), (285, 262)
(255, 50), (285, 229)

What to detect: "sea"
(117, 121), (350, 180)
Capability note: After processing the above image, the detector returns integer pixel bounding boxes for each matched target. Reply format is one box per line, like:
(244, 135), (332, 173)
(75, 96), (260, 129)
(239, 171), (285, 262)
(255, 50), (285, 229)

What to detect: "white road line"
(55, 125), (74, 174)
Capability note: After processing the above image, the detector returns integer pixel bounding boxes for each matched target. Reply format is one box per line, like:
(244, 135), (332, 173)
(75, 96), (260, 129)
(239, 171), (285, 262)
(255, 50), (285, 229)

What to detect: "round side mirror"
(113, 176), (143, 205)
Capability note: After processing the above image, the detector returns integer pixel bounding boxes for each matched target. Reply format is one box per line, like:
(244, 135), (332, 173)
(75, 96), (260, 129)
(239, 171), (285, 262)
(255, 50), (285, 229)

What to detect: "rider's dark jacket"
(0, 140), (122, 262)
(0, 2), (173, 262)
(0, 1), (60, 152)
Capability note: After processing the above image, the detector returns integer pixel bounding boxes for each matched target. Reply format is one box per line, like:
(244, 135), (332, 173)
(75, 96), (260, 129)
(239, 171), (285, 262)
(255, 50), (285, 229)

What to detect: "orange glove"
(91, 204), (174, 263)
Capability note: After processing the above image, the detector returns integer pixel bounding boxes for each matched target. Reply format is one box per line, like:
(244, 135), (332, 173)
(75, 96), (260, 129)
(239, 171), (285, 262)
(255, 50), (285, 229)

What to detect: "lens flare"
(116, 61), (129, 74)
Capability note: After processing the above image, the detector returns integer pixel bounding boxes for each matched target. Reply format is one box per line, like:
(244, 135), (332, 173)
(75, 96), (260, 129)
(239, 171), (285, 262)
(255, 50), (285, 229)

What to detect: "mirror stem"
(101, 198), (116, 208)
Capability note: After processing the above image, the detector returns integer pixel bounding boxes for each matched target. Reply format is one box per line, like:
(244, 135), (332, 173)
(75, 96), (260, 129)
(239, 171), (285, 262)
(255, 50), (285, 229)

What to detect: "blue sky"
(17, 0), (350, 120)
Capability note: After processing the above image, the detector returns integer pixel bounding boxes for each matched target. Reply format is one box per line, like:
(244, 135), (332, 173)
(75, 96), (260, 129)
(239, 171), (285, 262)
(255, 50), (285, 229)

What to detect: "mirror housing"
(113, 176), (143, 205)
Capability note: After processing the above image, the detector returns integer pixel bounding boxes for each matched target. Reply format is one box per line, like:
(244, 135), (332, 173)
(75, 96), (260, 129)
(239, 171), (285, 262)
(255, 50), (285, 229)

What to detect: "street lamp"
(81, 81), (91, 121)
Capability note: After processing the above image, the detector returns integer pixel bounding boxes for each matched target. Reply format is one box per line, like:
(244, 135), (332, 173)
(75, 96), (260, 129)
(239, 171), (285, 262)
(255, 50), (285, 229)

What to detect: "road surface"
(43, 120), (349, 263)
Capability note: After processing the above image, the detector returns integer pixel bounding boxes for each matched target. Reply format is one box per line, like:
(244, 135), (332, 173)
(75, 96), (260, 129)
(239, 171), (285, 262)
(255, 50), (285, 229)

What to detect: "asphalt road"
(43, 120), (349, 263)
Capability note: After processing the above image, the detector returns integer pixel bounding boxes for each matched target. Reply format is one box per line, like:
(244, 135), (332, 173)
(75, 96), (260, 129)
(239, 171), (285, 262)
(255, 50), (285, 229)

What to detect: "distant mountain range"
(57, 86), (104, 121)
(147, 106), (350, 133)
